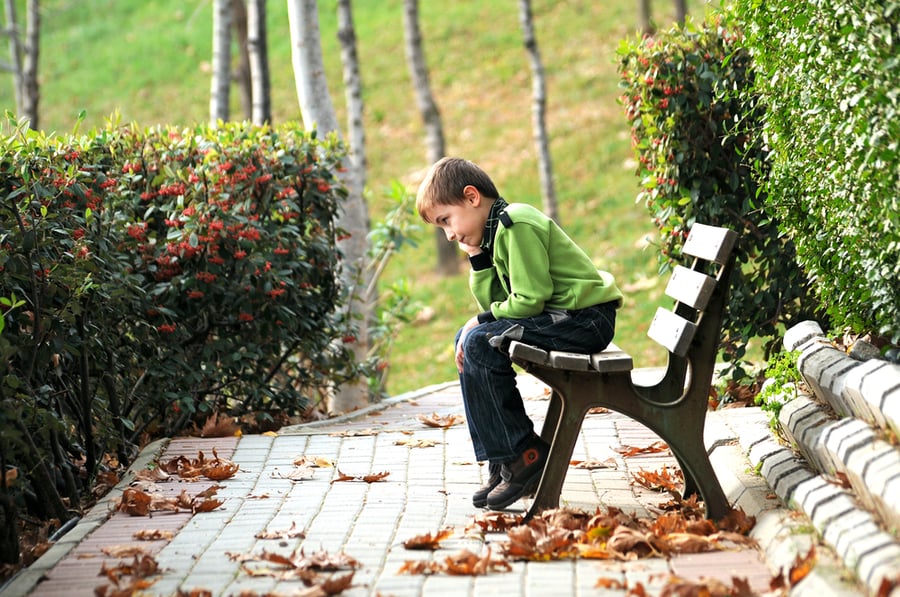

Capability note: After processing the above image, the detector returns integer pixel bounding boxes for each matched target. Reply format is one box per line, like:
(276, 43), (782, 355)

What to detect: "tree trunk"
(231, 0), (252, 120)
(21, 0), (38, 129)
(674, 0), (687, 26)
(639, 0), (653, 35)
(518, 0), (558, 223)
(3, 0), (24, 113)
(287, 0), (370, 414)
(401, 0), (458, 275)
(210, 0), (232, 125)
(246, 0), (270, 125)
(336, 0), (366, 194)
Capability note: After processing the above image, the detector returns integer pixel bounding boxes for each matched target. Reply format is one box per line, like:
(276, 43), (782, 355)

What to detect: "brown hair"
(416, 157), (500, 222)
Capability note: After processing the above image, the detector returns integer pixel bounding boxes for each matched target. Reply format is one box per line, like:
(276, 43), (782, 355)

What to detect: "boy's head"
(416, 157), (500, 224)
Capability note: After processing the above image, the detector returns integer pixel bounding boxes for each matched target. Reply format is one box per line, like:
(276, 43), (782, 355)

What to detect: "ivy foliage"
(617, 19), (825, 380)
(730, 0), (900, 343)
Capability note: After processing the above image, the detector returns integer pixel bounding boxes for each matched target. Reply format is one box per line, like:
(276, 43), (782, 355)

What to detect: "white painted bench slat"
(665, 265), (717, 310)
(647, 306), (697, 357)
(682, 223), (738, 264)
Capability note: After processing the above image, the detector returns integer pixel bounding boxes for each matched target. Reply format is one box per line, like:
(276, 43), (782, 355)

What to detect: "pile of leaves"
(399, 505), (819, 596)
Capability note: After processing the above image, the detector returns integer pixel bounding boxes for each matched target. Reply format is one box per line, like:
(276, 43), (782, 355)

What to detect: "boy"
(416, 157), (623, 510)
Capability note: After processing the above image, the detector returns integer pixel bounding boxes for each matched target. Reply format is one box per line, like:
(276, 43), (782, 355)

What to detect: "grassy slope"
(1, 0), (714, 396)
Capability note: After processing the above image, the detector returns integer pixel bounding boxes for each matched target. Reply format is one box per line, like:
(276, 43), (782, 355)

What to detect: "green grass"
(1, 0), (724, 396)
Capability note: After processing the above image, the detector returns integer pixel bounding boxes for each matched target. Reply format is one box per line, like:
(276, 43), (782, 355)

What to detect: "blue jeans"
(455, 302), (617, 464)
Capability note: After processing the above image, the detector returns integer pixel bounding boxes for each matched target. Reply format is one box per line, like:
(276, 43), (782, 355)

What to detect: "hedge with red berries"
(0, 120), (362, 548)
(617, 20), (825, 382)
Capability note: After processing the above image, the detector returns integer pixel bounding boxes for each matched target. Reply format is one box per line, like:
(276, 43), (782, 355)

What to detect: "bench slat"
(665, 265), (717, 309)
(682, 223), (738, 265)
(647, 307), (697, 357)
(548, 351), (592, 371)
(590, 343), (633, 373)
(508, 340), (549, 365)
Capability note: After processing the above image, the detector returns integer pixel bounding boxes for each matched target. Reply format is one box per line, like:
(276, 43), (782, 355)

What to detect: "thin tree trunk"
(210, 0), (232, 125)
(21, 0), (38, 129)
(401, 0), (458, 275)
(336, 0), (366, 194)
(518, 0), (558, 223)
(287, 0), (370, 413)
(232, 0), (252, 120)
(3, 0), (23, 112)
(246, 0), (270, 125)
(639, 0), (653, 35)
(674, 0), (687, 25)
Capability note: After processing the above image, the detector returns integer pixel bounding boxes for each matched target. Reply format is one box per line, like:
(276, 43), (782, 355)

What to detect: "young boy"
(416, 157), (623, 510)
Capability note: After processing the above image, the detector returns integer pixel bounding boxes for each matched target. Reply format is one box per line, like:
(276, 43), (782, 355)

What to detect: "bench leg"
(669, 441), (731, 520)
(525, 400), (589, 521)
(539, 390), (562, 444)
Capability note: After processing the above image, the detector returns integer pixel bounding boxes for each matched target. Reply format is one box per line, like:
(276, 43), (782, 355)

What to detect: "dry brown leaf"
(101, 545), (149, 558)
(328, 428), (379, 437)
(417, 412), (464, 428)
(331, 469), (390, 483)
(614, 441), (670, 457)
(293, 455), (334, 468)
(632, 466), (684, 494)
(595, 577), (626, 589)
(117, 488), (152, 516)
(402, 528), (454, 550)
(192, 498), (224, 513)
(133, 529), (175, 541)
(394, 438), (440, 448)
(466, 511), (523, 533)
(133, 468), (170, 483)
(255, 521), (306, 540)
(398, 548), (511, 576)
(201, 460), (239, 481)
(572, 458), (617, 469)
(788, 545), (816, 586)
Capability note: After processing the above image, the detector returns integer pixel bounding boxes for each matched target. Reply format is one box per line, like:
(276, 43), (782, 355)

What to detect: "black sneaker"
(472, 462), (502, 508)
(486, 439), (549, 510)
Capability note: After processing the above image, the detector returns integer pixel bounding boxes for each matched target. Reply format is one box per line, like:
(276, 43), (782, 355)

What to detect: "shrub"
(0, 119), (358, 551)
(729, 0), (900, 343)
(617, 19), (825, 380)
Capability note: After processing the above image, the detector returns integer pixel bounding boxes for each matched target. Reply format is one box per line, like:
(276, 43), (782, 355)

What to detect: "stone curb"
(773, 321), (900, 595)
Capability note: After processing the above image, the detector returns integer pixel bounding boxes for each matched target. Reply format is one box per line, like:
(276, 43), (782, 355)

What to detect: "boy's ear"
(463, 185), (481, 206)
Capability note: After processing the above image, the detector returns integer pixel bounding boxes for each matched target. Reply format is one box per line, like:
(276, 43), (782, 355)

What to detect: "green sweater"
(471, 202), (623, 322)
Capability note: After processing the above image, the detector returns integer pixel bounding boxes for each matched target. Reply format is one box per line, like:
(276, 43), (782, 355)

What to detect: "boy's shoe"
(472, 462), (502, 508)
(486, 438), (549, 510)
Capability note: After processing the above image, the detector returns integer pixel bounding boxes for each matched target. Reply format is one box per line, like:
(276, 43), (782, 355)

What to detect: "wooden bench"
(506, 223), (739, 521)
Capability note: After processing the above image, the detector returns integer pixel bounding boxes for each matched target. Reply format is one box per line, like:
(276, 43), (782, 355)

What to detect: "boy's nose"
(444, 228), (456, 241)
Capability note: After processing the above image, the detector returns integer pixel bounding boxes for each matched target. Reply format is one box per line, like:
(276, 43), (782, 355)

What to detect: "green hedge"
(0, 121), (359, 548)
(730, 0), (900, 343)
(617, 20), (825, 379)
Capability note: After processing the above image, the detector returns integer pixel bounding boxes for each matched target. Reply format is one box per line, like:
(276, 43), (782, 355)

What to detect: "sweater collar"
(480, 197), (508, 254)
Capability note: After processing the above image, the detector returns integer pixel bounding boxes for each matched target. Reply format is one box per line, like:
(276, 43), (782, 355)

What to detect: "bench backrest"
(646, 224), (738, 357)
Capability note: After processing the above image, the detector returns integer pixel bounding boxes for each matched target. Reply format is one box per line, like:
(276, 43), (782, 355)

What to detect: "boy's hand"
(455, 315), (481, 373)
(458, 242), (482, 257)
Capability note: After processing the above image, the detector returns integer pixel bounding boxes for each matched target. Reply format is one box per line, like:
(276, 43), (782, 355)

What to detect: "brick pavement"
(2, 375), (852, 596)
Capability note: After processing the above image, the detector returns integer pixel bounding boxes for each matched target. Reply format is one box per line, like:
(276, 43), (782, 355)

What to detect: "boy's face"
(425, 186), (489, 249)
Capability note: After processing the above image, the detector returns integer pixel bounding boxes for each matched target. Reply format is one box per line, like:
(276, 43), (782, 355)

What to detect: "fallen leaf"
(403, 528), (454, 550)
(133, 529), (175, 541)
(615, 441), (670, 457)
(417, 412), (464, 428)
(331, 469), (390, 483)
(101, 545), (149, 558)
(788, 545), (816, 586)
(395, 438), (441, 448)
(572, 458), (617, 470)
(255, 522), (306, 540)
